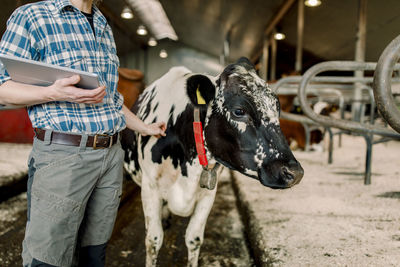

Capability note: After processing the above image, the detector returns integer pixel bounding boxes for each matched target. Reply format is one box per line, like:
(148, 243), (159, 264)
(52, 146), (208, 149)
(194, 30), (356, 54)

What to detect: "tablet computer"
(0, 54), (100, 89)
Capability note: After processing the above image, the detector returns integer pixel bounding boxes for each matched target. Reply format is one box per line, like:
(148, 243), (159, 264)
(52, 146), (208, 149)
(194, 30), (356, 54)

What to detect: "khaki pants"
(22, 133), (124, 267)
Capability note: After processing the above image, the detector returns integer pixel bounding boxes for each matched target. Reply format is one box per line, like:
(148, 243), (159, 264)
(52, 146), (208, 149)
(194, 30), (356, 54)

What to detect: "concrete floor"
(0, 143), (31, 187)
(1, 133), (400, 266)
(233, 134), (400, 266)
(106, 170), (254, 267)
(0, 143), (254, 267)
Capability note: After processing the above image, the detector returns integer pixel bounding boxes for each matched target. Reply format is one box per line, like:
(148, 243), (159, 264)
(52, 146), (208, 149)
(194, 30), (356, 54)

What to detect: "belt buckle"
(93, 134), (110, 149)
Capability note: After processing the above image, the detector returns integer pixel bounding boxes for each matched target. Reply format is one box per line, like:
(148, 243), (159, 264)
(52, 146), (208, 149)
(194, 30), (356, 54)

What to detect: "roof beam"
(251, 0), (297, 62)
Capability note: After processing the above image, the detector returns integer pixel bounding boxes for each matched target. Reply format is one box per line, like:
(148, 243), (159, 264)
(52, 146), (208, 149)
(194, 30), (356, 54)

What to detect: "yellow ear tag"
(196, 85), (206, 105)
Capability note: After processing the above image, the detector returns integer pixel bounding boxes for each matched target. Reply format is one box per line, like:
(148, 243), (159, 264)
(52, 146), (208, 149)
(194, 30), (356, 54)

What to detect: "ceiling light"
(121, 6), (134, 19)
(159, 49), (168, 58)
(126, 0), (178, 41)
(148, 37), (157, 47)
(304, 0), (321, 7)
(274, 32), (286, 40)
(137, 25), (147, 36)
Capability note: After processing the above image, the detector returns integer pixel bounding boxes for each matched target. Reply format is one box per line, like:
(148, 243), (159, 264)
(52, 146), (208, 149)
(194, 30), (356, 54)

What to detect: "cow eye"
(233, 108), (246, 118)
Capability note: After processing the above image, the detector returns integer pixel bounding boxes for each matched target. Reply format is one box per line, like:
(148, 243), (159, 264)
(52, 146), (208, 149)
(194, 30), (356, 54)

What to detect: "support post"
(260, 36), (269, 81)
(295, 0), (304, 73)
(352, 0), (368, 121)
(220, 30), (231, 66)
(363, 134), (373, 185)
(271, 30), (277, 81)
(326, 127), (333, 164)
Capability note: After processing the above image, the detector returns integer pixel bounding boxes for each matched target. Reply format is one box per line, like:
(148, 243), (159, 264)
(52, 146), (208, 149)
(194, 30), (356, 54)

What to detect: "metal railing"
(298, 61), (400, 138)
(296, 61), (400, 184)
(373, 34), (400, 134)
(273, 75), (379, 94)
(274, 76), (349, 163)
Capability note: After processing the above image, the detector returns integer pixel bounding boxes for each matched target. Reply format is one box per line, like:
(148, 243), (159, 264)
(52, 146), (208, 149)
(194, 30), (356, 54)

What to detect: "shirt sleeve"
(0, 8), (36, 85)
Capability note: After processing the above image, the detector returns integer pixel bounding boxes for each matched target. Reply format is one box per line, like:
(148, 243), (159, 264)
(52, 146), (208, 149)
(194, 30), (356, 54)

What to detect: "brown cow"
(117, 68), (145, 109)
(278, 94), (324, 150)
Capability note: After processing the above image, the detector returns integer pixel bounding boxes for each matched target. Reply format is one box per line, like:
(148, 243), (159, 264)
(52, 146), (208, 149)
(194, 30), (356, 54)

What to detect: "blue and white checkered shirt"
(0, 0), (126, 134)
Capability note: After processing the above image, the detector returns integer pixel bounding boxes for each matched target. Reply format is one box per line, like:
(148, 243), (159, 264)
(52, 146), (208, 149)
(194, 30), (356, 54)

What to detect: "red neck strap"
(193, 108), (208, 166)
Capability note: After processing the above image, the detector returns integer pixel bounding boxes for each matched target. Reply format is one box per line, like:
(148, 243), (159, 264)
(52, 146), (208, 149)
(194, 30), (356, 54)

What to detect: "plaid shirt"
(0, 0), (126, 134)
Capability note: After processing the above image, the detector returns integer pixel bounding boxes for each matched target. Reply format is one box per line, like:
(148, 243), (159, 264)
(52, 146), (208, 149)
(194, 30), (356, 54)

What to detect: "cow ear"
(236, 57), (255, 71)
(186, 74), (215, 108)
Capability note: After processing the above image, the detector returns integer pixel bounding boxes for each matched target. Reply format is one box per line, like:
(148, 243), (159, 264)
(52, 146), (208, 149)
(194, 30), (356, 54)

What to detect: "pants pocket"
(26, 186), (82, 267)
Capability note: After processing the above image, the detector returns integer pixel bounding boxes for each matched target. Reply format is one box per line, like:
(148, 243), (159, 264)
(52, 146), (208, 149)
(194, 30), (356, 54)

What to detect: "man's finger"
(75, 86), (106, 99)
(59, 75), (81, 87)
(157, 122), (167, 136)
(76, 93), (106, 103)
(87, 86), (106, 97)
(75, 96), (104, 103)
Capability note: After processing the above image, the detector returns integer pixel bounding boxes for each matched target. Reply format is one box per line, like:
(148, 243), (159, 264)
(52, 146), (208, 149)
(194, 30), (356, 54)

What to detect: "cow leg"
(185, 188), (217, 267)
(141, 177), (163, 267)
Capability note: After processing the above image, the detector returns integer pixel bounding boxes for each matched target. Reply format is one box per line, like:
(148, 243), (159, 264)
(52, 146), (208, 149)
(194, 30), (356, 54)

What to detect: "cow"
(117, 67), (145, 109)
(277, 94), (336, 150)
(121, 57), (304, 267)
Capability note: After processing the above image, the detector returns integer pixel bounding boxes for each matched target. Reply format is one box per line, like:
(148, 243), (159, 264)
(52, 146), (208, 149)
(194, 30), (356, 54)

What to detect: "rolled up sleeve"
(0, 8), (35, 85)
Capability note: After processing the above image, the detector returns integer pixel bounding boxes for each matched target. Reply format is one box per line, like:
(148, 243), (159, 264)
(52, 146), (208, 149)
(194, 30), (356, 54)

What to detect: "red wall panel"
(0, 108), (34, 143)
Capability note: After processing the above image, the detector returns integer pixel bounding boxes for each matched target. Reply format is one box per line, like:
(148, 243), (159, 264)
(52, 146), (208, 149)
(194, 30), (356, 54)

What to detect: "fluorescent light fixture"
(137, 25), (147, 36)
(121, 6), (134, 19)
(305, 0), (321, 7)
(148, 37), (157, 46)
(274, 32), (286, 40)
(159, 49), (168, 58)
(126, 0), (178, 41)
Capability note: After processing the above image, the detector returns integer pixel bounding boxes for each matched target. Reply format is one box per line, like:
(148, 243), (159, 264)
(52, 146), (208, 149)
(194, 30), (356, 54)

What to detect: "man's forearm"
(0, 80), (52, 107)
(122, 105), (148, 134)
(122, 105), (167, 137)
(0, 75), (107, 107)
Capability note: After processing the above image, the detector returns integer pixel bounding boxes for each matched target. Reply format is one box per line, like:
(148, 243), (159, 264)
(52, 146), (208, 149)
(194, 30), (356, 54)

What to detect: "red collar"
(193, 108), (208, 166)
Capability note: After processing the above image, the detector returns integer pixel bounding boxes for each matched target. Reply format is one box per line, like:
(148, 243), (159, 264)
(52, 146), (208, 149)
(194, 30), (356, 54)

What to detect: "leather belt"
(34, 128), (119, 149)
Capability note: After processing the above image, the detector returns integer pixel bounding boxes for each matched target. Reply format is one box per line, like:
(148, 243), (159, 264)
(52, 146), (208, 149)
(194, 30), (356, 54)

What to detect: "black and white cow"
(121, 58), (304, 267)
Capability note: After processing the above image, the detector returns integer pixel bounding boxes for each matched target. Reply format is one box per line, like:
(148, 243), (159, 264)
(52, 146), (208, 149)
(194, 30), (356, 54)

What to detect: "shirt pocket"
(43, 48), (89, 72)
(102, 52), (121, 104)
(101, 50), (119, 74)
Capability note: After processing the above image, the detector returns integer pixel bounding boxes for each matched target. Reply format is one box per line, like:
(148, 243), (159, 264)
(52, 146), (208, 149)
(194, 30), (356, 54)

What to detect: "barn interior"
(2, 0), (400, 81)
(0, 0), (400, 266)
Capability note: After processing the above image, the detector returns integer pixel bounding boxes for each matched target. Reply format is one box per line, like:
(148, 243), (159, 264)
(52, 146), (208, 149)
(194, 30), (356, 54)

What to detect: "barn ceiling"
(1, 0), (400, 76)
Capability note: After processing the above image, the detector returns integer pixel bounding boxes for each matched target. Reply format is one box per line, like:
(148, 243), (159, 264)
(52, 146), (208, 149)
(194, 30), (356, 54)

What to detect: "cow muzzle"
(279, 164), (304, 187)
(258, 159), (304, 189)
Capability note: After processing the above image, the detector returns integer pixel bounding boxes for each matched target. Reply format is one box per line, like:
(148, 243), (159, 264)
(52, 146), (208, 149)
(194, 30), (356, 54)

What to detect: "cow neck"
(193, 107), (220, 190)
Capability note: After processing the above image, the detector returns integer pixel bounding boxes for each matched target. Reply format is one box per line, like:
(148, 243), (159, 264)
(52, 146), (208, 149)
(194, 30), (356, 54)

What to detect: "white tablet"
(0, 54), (100, 89)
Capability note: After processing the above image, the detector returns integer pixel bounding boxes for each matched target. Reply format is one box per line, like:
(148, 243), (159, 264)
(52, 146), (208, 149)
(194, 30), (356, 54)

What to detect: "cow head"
(186, 58), (304, 189)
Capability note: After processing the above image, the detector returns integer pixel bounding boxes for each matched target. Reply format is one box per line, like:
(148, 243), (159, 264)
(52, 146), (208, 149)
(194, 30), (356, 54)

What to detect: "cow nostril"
(280, 166), (294, 183)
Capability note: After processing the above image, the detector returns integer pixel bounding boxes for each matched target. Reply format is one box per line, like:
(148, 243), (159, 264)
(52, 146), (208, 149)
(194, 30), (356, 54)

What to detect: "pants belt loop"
(43, 129), (53, 145)
(79, 134), (89, 152)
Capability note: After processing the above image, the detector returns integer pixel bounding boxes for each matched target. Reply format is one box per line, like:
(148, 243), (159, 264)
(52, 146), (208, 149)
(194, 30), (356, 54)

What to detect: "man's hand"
(122, 105), (167, 138)
(141, 121), (167, 138)
(49, 75), (106, 104)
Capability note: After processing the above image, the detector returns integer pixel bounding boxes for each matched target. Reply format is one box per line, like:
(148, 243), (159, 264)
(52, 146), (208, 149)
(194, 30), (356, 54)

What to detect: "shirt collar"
(53, 0), (73, 12)
(92, 4), (107, 28)
(52, 0), (107, 29)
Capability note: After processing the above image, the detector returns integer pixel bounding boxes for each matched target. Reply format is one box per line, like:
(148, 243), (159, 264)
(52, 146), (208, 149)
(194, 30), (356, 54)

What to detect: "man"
(0, 0), (166, 266)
